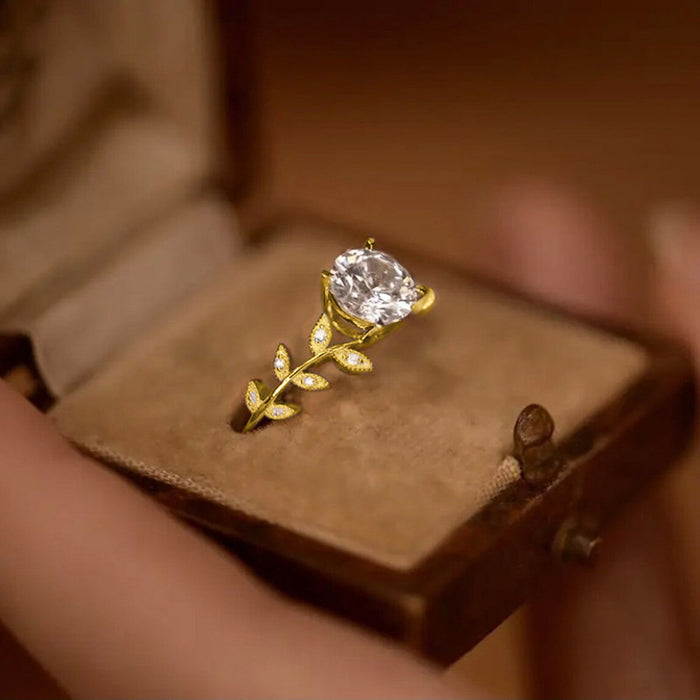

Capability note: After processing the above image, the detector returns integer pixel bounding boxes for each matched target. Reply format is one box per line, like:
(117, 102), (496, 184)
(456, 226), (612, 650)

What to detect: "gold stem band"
(243, 337), (364, 432)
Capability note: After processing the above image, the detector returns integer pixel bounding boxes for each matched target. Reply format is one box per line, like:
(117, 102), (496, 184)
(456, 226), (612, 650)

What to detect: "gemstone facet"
(329, 248), (418, 325)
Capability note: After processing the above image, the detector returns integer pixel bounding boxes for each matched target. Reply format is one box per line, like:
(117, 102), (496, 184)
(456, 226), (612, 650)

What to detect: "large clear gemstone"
(329, 248), (418, 325)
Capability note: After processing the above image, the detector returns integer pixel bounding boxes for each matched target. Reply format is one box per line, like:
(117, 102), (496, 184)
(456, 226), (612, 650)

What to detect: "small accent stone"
(303, 376), (315, 386)
(273, 406), (284, 416)
(329, 247), (418, 325)
(347, 352), (360, 365)
(273, 357), (285, 369)
(314, 329), (326, 343)
(248, 390), (257, 404)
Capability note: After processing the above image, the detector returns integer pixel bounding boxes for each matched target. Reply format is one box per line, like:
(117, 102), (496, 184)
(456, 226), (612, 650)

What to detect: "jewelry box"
(0, 0), (696, 665)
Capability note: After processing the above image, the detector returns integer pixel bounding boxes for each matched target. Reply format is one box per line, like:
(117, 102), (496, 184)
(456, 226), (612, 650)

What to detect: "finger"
(649, 207), (700, 667)
(0, 622), (67, 700)
(468, 183), (698, 697)
(529, 493), (698, 699)
(650, 206), (700, 359)
(469, 179), (647, 321)
(0, 381), (464, 699)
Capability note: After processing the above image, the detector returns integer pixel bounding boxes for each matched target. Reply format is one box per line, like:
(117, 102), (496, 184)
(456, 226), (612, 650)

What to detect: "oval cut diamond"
(329, 248), (418, 325)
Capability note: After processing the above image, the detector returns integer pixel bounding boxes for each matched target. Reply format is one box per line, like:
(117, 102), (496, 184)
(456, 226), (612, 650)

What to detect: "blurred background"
(2, 0), (700, 697)
(249, 2), (700, 257)
(5, 0), (700, 338)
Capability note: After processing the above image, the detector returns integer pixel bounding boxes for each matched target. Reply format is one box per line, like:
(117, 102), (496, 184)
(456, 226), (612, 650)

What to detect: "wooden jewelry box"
(0, 0), (696, 666)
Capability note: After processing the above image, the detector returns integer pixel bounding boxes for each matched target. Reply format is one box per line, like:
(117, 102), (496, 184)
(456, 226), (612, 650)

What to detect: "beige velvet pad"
(52, 229), (648, 570)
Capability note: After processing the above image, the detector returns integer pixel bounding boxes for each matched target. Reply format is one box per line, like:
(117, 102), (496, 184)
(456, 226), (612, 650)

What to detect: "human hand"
(0, 185), (698, 699)
(464, 184), (700, 699)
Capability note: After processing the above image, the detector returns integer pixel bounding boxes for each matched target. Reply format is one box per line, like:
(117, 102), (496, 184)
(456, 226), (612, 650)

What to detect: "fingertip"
(649, 205), (700, 271)
(649, 206), (700, 356)
(472, 179), (644, 321)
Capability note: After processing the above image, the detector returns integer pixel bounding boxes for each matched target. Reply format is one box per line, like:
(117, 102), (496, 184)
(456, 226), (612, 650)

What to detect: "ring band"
(242, 238), (435, 432)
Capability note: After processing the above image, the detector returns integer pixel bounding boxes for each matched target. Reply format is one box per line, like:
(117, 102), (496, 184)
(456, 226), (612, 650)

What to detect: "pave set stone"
(329, 248), (418, 326)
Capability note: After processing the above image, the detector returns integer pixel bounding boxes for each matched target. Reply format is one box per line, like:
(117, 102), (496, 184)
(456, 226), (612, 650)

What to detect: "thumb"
(650, 207), (700, 362)
(649, 207), (700, 671)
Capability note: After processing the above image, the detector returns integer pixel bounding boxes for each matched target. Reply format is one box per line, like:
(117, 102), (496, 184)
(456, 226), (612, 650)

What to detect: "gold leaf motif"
(245, 380), (261, 412)
(273, 343), (291, 380)
(264, 402), (301, 421)
(292, 372), (330, 391)
(332, 347), (373, 373)
(309, 314), (332, 355)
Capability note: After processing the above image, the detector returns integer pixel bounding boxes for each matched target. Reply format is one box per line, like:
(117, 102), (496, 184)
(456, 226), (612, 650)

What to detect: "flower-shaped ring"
(241, 238), (435, 432)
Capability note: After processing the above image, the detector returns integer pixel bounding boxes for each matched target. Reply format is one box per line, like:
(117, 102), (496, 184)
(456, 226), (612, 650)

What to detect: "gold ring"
(242, 238), (435, 432)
